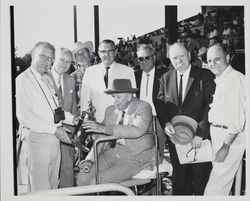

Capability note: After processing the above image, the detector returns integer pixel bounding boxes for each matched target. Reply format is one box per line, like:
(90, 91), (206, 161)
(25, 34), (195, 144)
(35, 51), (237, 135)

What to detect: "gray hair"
(31, 41), (55, 58)
(137, 44), (155, 55)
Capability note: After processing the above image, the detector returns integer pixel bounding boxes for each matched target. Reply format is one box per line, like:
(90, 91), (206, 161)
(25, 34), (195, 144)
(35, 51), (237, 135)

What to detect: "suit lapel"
(48, 71), (64, 106)
(170, 70), (178, 105)
(153, 68), (161, 100)
(135, 70), (142, 98)
(184, 66), (195, 99)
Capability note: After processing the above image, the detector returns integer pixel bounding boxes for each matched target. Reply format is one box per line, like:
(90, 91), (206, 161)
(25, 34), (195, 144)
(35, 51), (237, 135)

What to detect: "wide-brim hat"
(168, 115), (198, 145)
(105, 79), (138, 94)
(71, 41), (93, 59)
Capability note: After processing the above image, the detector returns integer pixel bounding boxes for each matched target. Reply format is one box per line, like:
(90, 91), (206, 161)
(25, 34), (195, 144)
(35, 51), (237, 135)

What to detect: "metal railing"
(23, 183), (135, 196)
(94, 131), (161, 195)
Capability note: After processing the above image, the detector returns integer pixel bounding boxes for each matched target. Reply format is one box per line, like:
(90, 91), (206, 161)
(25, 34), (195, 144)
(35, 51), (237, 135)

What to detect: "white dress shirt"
(51, 68), (64, 97)
(81, 61), (136, 122)
(177, 65), (191, 102)
(208, 65), (245, 134)
(139, 68), (156, 115)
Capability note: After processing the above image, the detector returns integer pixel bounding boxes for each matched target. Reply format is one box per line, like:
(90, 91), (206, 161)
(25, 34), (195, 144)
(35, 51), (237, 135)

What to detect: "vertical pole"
(165, 6), (177, 45)
(94, 5), (99, 54)
(10, 5), (17, 195)
(73, 5), (78, 43)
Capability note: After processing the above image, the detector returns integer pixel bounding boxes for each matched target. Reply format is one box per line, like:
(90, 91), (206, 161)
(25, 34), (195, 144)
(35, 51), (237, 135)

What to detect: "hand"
(54, 126), (72, 144)
(82, 120), (105, 133)
(164, 122), (175, 136)
(214, 144), (230, 163)
(73, 116), (82, 125)
(79, 160), (94, 173)
(191, 136), (203, 149)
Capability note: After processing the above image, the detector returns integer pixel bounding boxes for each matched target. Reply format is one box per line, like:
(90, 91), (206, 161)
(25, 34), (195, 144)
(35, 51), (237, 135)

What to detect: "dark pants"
(169, 142), (212, 195)
(59, 143), (75, 188)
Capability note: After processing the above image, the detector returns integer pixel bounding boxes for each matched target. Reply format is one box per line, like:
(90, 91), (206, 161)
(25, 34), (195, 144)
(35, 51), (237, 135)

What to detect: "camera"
(54, 107), (65, 124)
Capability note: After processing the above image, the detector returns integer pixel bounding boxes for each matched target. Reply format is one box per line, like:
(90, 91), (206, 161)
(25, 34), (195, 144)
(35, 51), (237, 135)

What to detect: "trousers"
(25, 131), (61, 192)
(204, 126), (245, 195)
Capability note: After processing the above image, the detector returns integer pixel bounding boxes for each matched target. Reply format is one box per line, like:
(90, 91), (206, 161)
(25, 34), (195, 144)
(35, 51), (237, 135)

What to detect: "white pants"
(25, 131), (61, 192)
(204, 126), (245, 195)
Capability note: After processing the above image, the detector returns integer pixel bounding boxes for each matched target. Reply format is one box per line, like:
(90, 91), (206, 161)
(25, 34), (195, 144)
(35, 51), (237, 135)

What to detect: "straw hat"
(71, 41), (93, 59)
(168, 115), (198, 145)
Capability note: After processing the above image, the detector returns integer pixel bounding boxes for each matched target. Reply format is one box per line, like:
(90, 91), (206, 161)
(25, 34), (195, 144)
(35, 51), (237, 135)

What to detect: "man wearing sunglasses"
(135, 44), (167, 162)
(157, 43), (215, 195)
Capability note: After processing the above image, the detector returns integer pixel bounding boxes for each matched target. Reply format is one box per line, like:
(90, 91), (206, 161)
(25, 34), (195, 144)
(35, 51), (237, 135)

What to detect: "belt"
(212, 124), (228, 129)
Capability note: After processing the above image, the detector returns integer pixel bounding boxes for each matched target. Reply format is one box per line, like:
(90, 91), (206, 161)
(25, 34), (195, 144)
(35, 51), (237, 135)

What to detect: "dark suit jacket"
(157, 66), (215, 139)
(134, 68), (167, 119)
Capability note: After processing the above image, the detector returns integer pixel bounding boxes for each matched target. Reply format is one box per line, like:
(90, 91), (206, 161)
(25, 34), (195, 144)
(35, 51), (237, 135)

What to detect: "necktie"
(178, 74), (183, 107)
(110, 111), (125, 148)
(146, 73), (150, 97)
(57, 75), (64, 106)
(104, 67), (110, 88)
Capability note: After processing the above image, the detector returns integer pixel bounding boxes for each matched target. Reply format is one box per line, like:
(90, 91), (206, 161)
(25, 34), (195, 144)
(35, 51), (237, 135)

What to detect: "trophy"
(70, 101), (96, 157)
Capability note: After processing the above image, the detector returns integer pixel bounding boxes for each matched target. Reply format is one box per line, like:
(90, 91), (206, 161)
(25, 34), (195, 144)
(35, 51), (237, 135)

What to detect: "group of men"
(16, 38), (245, 195)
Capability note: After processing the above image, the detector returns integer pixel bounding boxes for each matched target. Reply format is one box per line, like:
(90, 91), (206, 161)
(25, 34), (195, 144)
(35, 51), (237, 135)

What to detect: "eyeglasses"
(99, 49), (115, 55)
(39, 54), (54, 62)
(186, 147), (198, 162)
(138, 56), (153, 62)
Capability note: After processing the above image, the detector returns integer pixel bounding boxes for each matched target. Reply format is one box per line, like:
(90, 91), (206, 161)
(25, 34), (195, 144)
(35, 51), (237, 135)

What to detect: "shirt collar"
(30, 66), (43, 79)
(214, 65), (232, 84)
(51, 68), (61, 81)
(177, 64), (191, 77)
(142, 67), (155, 76)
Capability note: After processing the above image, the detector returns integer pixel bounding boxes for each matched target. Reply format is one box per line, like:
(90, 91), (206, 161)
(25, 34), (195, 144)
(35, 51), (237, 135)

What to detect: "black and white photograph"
(0, 0), (248, 200)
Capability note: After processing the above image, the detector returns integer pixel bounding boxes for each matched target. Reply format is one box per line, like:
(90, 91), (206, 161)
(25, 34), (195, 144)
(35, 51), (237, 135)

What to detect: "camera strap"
(30, 69), (57, 114)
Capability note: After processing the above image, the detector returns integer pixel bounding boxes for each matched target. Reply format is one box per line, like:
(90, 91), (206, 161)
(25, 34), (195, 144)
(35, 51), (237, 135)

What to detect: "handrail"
(23, 183), (135, 196)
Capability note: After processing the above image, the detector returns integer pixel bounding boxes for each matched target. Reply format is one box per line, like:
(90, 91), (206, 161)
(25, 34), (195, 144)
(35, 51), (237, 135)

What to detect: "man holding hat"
(76, 79), (154, 185)
(157, 43), (215, 195)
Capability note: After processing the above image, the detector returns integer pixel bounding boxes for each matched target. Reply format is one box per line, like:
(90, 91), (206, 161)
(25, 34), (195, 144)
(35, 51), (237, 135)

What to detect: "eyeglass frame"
(186, 147), (198, 162)
(38, 54), (54, 62)
(138, 55), (153, 62)
(98, 49), (116, 55)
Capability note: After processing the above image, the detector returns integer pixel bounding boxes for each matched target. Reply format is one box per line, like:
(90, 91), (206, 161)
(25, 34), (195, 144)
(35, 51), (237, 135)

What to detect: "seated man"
(76, 79), (154, 185)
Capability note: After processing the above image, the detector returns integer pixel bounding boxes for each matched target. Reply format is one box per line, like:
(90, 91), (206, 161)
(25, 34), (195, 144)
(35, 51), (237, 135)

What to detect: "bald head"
(207, 44), (230, 77)
(169, 43), (191, 73)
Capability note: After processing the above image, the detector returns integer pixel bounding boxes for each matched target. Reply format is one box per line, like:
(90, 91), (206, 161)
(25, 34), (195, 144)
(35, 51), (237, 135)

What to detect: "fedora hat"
(71, 41), (93, 59)
(105, 79), (138, 94)
(168, 115), (198, 145)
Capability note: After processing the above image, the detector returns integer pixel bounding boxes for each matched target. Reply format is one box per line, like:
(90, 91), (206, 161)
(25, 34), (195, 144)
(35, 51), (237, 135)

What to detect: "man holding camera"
(16, 42), (77, 192)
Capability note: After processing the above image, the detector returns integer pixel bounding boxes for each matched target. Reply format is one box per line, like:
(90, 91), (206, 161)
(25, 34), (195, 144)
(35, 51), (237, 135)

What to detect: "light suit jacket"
(16, 67), (60, 134)
(103, 97), (154, 157)
(80, 61), (136, 122)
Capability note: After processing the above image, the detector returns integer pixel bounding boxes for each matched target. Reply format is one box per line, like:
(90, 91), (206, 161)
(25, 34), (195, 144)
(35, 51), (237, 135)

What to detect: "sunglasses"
(138, 56), (152, 62)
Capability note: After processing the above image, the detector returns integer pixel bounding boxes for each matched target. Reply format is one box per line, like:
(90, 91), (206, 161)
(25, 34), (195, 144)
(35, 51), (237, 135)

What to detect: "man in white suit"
(80, 39), (136, 122)
(16, 42), (76, 192)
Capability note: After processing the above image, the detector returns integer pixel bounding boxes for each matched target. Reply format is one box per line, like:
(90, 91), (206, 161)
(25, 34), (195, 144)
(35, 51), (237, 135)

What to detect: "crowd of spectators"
(15, 7), (244, 77)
